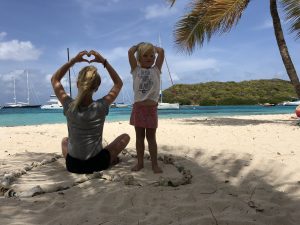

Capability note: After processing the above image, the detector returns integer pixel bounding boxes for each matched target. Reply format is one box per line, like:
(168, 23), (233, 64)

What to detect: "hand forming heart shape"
(82, 51), (96, 63)
(74, 50), (105, 64)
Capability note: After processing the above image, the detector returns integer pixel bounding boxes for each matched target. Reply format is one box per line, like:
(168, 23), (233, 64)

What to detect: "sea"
(0, 105), (297, 127)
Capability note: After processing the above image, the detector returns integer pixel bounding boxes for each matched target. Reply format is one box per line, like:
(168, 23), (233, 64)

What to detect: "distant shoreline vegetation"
(162, 79), (297, 106)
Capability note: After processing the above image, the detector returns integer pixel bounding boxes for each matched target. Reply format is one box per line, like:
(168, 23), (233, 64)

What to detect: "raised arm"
(90, 50), (123, 105)
(154, 46), (164, 72)
(51, 50), (89, 105)
(128, 45), (138, 71)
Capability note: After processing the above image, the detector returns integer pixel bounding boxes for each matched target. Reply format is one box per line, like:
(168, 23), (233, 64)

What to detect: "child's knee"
(120, 134), (130, 147)
(122, 133), (130, 142)
(61, 137), (68, 145)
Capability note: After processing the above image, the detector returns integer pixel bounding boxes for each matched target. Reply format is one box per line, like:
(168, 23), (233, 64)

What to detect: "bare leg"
(61, 137), (68, 159)
(105, 133), (130, 166)
(131, 127), (145, 171)
(146, 128), (162, 173)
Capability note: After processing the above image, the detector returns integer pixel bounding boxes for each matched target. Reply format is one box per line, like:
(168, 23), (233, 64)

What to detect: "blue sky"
(0, 0), (299, 105)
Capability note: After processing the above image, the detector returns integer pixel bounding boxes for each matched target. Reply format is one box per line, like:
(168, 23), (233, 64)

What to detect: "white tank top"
(131, 65), (161, 103)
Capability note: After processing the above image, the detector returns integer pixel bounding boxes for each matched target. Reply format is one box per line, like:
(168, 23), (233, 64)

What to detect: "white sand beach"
(1, 114), (300, 225)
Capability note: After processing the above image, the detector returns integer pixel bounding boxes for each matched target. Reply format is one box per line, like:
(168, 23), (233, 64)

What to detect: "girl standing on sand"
(51, 50), (130, 174)
(128, 42), (164, 173)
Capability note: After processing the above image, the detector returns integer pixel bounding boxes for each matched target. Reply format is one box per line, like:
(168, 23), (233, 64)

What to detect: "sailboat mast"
(26, 70), (30, 104)
(158, 35), (175, 100)
(13, 76), (16, 104)
(158, 35), (163, 103)
(156, 35), (180, 109)
(67, 48), (72, 98)
(160, 79), (163, 103)
(164, 57), (174, 86)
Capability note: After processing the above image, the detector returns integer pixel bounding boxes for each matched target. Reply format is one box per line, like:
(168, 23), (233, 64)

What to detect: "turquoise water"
(0, 105), (297, 127)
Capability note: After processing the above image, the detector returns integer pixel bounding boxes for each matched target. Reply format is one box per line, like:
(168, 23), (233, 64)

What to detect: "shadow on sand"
(182, 117), (297, 126)
(1, 144), (300, 225)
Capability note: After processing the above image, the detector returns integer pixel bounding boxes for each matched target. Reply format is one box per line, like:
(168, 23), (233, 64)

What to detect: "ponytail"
(68, 66), (101, 112)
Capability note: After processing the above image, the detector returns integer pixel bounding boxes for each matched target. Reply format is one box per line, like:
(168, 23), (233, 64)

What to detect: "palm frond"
(174, 0), (250, 53)
(281, 0), (300, 39)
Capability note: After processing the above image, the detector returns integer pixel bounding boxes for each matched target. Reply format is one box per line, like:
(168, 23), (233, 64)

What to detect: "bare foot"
(131, 163), (144, 171)
(152, 165), (162, 174)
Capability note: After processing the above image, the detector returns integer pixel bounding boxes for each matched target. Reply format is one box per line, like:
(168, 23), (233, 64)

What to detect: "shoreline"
(0, 111), (297, 128)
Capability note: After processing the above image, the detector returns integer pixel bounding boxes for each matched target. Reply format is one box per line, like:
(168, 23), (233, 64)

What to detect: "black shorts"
(66, 149), (111, 174)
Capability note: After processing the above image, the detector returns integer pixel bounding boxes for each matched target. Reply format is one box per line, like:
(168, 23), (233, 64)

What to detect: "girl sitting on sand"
(51, 50), (130, 174)
(128, 42), (164, 173)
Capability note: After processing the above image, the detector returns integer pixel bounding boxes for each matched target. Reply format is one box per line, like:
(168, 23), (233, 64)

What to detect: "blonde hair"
(68, 65), (101, 112)
(136, 42), (155, 64)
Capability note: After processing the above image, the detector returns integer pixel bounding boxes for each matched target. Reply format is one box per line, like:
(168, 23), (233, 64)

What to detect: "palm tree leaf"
(173, 0), (250, 53)
(281, 0), (300, 39)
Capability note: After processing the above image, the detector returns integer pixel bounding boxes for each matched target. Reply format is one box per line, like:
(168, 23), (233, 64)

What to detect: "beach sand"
(1, 114), (300, 225)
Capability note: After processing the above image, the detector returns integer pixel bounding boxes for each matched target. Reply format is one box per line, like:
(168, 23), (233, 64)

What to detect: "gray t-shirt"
(63, 96), (109, 160)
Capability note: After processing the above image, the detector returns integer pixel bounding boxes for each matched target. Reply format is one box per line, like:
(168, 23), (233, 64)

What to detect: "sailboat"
(157, 66), (180, 109)
(158, 86), (180, 110)
(157, 36), (179, 110)
(3, 71), (41, 108)
(110, 88), (131, 108)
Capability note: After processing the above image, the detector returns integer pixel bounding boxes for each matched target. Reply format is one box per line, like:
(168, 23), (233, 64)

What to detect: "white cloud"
(144, 4), (177, 19)
(254, 19), (273, 30)
(158, 55), (220, 85)
(45, 73), (52, 83)
(169, 57), (218, 74)
(169, 72), (180, 82)
(0, 32), (7, 40)
(0, 40), (41, 61)
(0, 69), (25, 82)
(84, 18), (144, 39)
(106, 47), (128, 61)
(75, 0), (121, 14)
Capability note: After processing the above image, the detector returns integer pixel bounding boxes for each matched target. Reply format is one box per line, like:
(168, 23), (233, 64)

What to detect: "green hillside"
(162, 79), (297, 106)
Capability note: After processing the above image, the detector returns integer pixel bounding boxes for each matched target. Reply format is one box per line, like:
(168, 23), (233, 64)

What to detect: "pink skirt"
(130, 104), (158, 128)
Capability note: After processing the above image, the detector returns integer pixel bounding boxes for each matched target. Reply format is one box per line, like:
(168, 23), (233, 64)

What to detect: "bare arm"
(51, 50), (89, 106)
(90, 50), (123, 105)
(154, 46), (164, 72)
(128, 45), (138, 71)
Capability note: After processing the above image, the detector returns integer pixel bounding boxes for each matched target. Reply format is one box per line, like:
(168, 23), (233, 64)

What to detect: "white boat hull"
(158, 102), (180, 110)
(116, 103), (129, 108)
(110, 103), (130, 108)
(282, 100), (300, 106)
(41, 95), (63, 109)
(41, 104), (62, 109)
